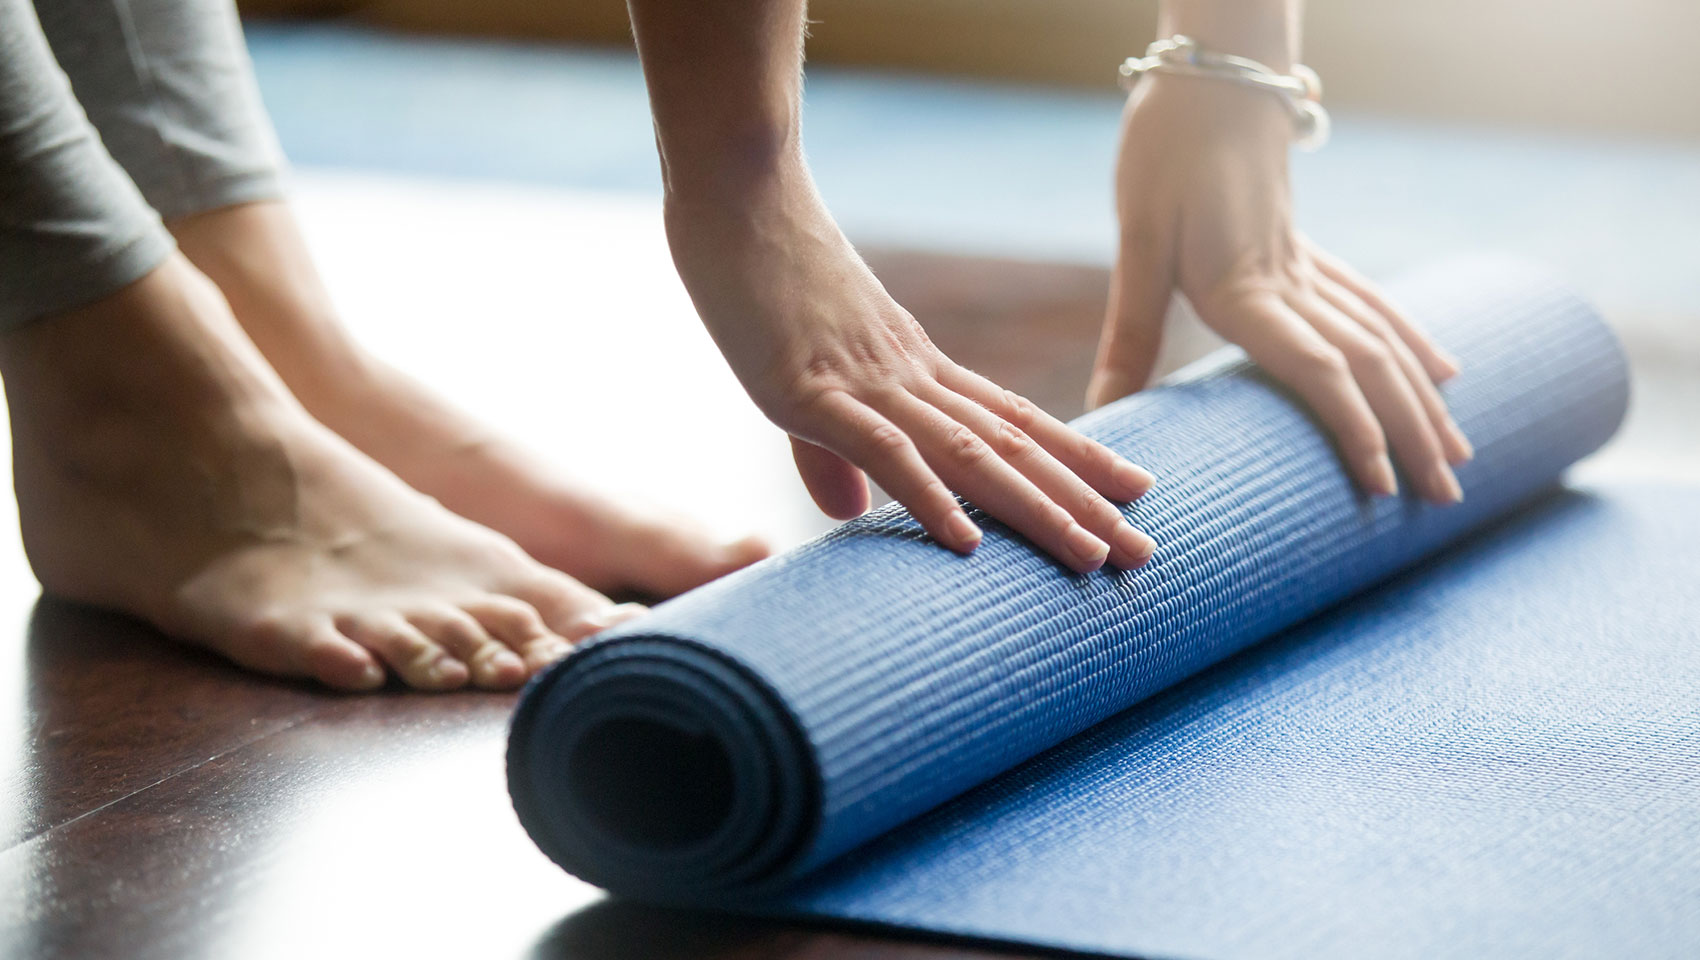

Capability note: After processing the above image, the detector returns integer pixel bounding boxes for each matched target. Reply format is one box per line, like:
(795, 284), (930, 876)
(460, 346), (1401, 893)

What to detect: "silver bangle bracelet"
(1117, 35), (1331, 151)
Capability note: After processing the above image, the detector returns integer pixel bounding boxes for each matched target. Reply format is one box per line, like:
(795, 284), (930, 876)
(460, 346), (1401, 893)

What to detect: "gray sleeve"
(0, 0), (175, 328)
(34, 0), (288, 221)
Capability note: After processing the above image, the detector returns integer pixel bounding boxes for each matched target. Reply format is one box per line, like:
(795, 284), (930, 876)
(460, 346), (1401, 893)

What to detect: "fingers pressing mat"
(510, 259), (1700, 958)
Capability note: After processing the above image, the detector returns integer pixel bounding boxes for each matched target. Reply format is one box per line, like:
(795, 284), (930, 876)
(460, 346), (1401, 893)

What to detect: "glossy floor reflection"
(1, 175), (1693, 960)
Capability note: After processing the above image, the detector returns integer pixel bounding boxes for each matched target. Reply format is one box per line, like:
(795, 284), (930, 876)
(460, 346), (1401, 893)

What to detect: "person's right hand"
(1091, 73), (1473, 504)
(664, 175), (1158, 574)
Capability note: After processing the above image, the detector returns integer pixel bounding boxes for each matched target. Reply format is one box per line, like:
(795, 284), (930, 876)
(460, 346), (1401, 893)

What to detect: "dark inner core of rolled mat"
(568, 715), (736, 852)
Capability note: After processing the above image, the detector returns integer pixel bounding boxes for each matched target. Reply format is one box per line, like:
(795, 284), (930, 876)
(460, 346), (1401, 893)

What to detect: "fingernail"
(1436, 351), (1462, 380)
(1432, 463), (1464, 505)
(1450, 424), (1475, 463)
(1113, 524), (1157, 568)
(1111, 459), (1156, 499)
(1065, 523), (1110, 569)
(1364, 454), (1399, 497)
(948, 511), (983, 551)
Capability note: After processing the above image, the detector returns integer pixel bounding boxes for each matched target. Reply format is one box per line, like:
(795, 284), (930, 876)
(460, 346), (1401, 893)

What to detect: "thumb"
(790, 436), (871, 520)
(1088, 230), (1175, 410)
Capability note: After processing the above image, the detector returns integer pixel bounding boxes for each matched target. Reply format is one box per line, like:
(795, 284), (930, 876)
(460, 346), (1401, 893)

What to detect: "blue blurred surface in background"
(248, 23), (1700, 322)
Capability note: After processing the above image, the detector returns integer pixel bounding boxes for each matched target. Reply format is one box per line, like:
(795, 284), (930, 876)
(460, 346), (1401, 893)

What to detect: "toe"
(508, 570), (611, 634)
(715, 534), (773, 578)
(408, 606), (526, 690)
(301, 622), (387, 691)
(561, 601), (649, 643)
(621, 524), (772, 597)
(462, 594), (572, 674)
(337, 613), (468, 691)
(222, 612), (385, 691)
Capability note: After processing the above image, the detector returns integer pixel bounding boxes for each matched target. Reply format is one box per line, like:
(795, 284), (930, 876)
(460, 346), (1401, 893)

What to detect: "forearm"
(1156, 0), (1300, 70)
(625, 0), (808, 203)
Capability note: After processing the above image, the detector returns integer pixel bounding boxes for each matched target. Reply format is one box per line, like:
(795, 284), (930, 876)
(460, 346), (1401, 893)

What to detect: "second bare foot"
(0, 256), (643, 691)
(173, 201), (770, 599)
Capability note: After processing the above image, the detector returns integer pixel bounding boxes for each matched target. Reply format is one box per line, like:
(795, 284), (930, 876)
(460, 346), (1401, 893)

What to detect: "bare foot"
(172, 202), (770, 599)
(0, 255), (643, 691)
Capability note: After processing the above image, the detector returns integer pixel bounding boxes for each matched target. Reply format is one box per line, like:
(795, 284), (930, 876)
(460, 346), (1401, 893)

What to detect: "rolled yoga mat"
(510, 259), (1700, 958)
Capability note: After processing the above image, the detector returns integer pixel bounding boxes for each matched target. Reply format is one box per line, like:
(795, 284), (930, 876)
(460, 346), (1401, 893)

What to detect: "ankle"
(0, 256), (296, 440)
(172, 201), (374, 416)
(0, 256), (317, 610)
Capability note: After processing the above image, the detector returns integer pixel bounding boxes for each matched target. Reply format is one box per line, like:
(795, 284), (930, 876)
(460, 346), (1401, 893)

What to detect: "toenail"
(578, 608), (618, 630)
(429, 658), (466, 686)
(530, 640), (572, 666)
(490, 649), (524, 674)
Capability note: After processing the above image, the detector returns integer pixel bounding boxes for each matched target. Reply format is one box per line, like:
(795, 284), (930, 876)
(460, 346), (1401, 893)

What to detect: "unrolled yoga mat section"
(506, 259), (1693, 957)
(765, 482), (1700, 959)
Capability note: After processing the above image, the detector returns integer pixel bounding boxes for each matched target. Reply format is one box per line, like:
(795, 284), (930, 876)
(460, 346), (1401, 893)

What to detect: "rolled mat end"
(507, 637), (819, 896)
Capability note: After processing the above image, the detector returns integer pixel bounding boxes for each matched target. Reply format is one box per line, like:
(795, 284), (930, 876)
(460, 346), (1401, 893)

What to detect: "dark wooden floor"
(0, 227), (1127, 960)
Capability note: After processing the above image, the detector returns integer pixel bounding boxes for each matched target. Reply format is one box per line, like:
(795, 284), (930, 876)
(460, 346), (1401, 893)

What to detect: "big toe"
(220, 614), (385, 692)
(622, 524), (771, 598)
(303, 626), (388, 691)
(561, 601), (649, 644)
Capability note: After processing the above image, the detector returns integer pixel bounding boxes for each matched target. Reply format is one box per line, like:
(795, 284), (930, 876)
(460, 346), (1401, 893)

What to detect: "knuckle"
(837, 315), (936, 374)
(801, 353), (839, 382)
(920, 477), (956, 507)
(999, 389), (1038, 428)
(1044, 504), (1078, 534)
(844, 336), (886, 370)
(864, 420), (913, 458)
(391, 629), (433, 659)
(1075, 483), (1114, 521)
(946, 423), (991, 467)
(1282, 260), (1314, 292)
(510, 604), (548, 632)
(1345, 339), (1397, 377)
(1348, 429), (1389, 459)
(1299, 343), (1349, 379)
(785, 378), (843, 421)
(893, 308), (933, 346)
(1353, 309), (1393, 338)
(477, 599), (526, 627)
(440, 613), (482, 643)
(1082, 437), (1119, 472)
(991, 419), (1037, 460)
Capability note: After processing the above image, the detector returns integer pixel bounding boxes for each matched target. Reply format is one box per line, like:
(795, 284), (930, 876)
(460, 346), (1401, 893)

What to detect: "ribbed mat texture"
(508, 259), (1683, 957)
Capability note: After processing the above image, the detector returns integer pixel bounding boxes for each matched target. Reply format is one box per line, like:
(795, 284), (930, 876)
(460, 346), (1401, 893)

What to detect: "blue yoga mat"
(509, 259), (1700, 957)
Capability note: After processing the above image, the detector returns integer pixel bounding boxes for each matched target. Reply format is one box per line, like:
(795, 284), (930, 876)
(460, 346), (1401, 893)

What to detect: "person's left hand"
(665, 176), (1158, 573)
(1089, 74), (1473, 503)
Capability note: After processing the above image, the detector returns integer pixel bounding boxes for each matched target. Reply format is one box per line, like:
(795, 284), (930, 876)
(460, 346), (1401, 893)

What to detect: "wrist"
(657, 121), (807, 207)
(662, 154), (824, 250)
(1127, 73), (1297, 162)
(1156, 0), (1298, 72)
